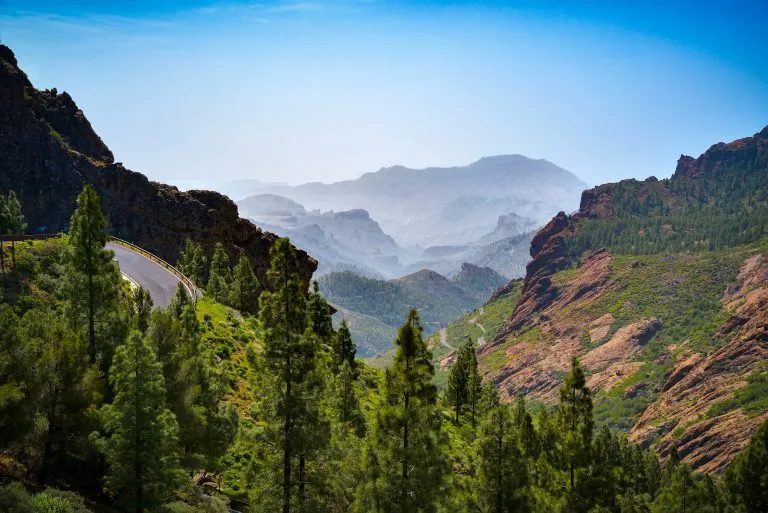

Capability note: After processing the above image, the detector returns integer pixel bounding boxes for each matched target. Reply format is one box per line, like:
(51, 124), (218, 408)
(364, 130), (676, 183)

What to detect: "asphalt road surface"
(108, 242), (185, 309)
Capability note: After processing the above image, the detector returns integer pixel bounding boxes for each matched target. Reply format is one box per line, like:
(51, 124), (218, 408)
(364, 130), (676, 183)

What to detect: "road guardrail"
(108, 236), (201, 300)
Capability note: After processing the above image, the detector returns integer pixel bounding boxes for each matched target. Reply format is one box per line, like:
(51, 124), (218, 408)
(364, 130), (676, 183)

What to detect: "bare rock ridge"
(0, 45), (316, 285)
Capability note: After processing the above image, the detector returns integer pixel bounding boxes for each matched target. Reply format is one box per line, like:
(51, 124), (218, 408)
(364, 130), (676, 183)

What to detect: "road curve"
(108, 242), (185, 309)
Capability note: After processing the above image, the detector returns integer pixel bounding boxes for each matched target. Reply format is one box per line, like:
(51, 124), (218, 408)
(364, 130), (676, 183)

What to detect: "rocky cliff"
(0, 45), (315, 285)
(479, 127), (768, 472)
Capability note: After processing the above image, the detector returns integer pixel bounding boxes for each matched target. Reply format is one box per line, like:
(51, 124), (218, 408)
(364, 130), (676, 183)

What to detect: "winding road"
(108, 242), (188, 309)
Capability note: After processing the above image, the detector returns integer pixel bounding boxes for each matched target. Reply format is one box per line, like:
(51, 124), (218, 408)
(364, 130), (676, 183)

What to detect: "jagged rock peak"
(0, 44), (17, 66)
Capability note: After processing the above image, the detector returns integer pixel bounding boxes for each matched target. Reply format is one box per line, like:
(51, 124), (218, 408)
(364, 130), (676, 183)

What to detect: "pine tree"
(228, 251), (260, 314)
(513, 395), (539, 460)
(556, 357), (594, 512)
(446, 340), (470, 424)
(64, 184), (123, 365)
(476, 404), (529, 513)
(333, 359), (364, 434)
(168, 282), (190, 319)
(651, 458), (713, 513)
(147, 302), (236, 471)
(4, 191), (25, 267)
(355, 309), (447, 513)
(0, 304), (36, 447)
(333, 319), (357, 375)
(467, 339), (482, 426)
(307, 281), (334, 343)
(132, 286), (153, 334)
(0, 193), (7, 273)
(93, 332), (181, 513)
(206, 243), (231, 303)
(724, 417), (768, 513)
(255, 237), (326, 513)
(177, 239), (207, 286)
(19, 310), (96, 483)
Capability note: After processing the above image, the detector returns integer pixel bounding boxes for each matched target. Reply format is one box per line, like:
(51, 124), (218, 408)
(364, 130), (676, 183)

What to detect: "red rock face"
(484, 126), (768, 472)
(673, 128), (768, 180)
(0, 45), (316, 287)
(629, 255), (768, 472)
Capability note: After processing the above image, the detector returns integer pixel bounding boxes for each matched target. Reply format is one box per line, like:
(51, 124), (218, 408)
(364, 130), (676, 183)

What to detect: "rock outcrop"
(481, 126), (768, 472)
(628, 253), (768, 472)
(0, 45), (316, 285)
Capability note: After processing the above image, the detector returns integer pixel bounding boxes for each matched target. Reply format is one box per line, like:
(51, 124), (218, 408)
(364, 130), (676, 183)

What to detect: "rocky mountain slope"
(0, 45), (315, 285)
(477, 126), (768, 472)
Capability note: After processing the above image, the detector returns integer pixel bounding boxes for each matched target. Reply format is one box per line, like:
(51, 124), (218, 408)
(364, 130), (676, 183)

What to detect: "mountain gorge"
(230, 155), (585, 279)
(477, 126), (768, 472)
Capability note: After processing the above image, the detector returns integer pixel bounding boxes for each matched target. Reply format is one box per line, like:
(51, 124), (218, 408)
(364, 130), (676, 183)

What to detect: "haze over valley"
(233, 155), (584, 279)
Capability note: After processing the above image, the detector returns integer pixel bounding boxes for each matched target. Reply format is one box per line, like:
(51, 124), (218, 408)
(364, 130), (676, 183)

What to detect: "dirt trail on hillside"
(469, 307), (487, 346)
(439, 328), (454, 349)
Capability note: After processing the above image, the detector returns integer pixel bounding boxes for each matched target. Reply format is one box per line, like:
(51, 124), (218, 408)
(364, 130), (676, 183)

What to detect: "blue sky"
(1, 0), (766, 187)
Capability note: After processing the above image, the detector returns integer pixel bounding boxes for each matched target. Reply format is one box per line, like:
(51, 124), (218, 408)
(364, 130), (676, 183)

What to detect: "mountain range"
(220, 155), (585, 247)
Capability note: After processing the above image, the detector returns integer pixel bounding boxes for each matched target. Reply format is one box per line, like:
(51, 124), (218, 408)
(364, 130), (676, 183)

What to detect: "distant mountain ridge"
(224, 154), (585, 249)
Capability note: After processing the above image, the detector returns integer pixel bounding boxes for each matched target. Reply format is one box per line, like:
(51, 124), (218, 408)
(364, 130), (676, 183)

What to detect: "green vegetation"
(567, 170), (768, 258)
(1, 186), (767, 513)
(320, 269), (480, 342)
(0, 190), (27, 272)
(706, 368), (768, 418)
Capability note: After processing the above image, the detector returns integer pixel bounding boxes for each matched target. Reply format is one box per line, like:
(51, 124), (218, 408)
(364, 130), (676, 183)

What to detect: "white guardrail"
(108, 236), (201, 300)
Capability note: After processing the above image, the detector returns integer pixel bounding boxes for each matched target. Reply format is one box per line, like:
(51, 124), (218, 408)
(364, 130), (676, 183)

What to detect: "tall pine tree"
(177, 239), (207, 286)
(307, 281), (334, 344)
(556, 357), (594, 513)
(355, 309), (447, 513)
(446, 340), (470, 424)
(93, 332), (181, 513)
(476, 404), (530, 513)
(63, 184), (123, 365)
(206, 243), (231, 303)
(4, 191), (25, 267)
(333, 319), (357, 375)
(228, 251), (260, 314)
(255, 237), (326, 513)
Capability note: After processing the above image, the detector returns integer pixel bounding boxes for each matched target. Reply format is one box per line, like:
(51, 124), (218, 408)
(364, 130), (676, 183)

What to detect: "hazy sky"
(2, 0), (767, 187)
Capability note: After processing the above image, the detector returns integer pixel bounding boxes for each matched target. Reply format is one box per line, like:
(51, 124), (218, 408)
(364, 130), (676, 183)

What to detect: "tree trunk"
(401, 349), (410, 510)
(282, 418), (292, 513)
(88, 269), (96, 363)
(496, 425), (503, 513)
(135, 338), (144, 513)
(282, 256), (293, 513)
(40, 390), (58, 484)
(10, 239), (15, 267)
(0, 240), (5, 274)
(298, 453), (306, 512)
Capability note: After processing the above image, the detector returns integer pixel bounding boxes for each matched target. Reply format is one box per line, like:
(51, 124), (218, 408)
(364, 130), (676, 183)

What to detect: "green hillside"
(320, 266), (505, 356)
(2, 183), (767, 513)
